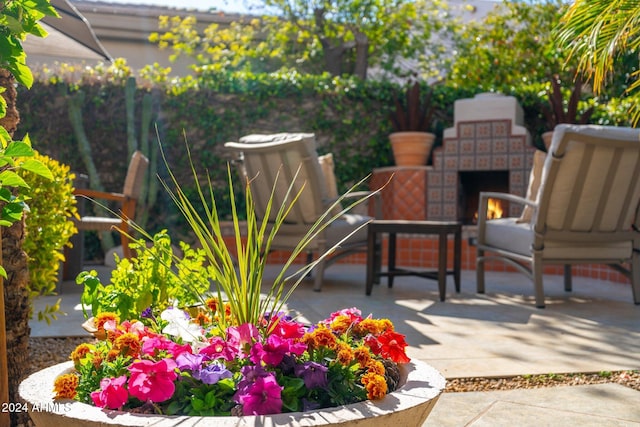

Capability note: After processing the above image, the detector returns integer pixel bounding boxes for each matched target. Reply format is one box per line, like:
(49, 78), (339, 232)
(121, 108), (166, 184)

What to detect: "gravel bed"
(27, 337), (640, 393)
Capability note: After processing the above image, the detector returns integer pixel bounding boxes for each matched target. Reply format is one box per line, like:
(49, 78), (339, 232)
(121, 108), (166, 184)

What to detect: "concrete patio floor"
(31, 263), (640, 426)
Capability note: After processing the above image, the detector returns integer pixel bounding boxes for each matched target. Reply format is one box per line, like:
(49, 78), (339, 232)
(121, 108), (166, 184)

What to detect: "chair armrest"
(479, 191), (534, 207)
(74, 188), (127, 203)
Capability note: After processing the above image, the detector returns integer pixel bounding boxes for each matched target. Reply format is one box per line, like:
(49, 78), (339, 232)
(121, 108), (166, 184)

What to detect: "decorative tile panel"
(459, 123), (475, 138)
(475, 155), (491, 170)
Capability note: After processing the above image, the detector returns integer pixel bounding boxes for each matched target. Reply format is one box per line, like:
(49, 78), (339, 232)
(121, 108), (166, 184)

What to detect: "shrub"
(21, 152), (78, 321)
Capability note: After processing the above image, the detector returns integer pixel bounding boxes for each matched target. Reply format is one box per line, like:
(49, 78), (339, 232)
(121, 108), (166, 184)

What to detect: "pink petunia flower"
(235, 373), (283, 415)
(127, 359), (178, 402)
(200, 336), (236, 361)
(326, 307), (362, 324)
(227, 323), (259, 354)
(141, 335), (192, 358)
(90, 376), (129, 409)
(267, 315), (306, 339)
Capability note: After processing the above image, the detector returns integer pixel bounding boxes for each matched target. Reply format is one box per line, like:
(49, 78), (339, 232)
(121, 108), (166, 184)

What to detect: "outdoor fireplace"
(425, 93), (535, 222)
(458, 171), (509, 224)
(370, 93), (536, 222)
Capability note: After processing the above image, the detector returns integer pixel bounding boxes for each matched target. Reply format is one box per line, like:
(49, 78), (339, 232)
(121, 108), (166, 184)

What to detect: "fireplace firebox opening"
(458, 171), (510, 224)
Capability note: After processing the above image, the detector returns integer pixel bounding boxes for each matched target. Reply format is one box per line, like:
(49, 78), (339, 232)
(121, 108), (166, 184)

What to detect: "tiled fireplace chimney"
(430, 93), (535, 222)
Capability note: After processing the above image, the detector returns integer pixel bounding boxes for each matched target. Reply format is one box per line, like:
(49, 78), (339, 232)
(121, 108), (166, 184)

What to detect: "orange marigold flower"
(354, 346), (372, 367)
(329, 315), (353, 334)
(354, 318), (382, 336)
(70, 343), (93, 364)
(366, 359), (385, 375)
(361, 372), (388, 400)
(377, 318), (394, 332)
(309, 325), (337, 349)
(107, 349), (120, 361)
(194, 311), (211, 326)
(93, 354), (104, 369)
(114, 332), (141, 358)
(94, 312), (119, 331)
(206, 297), (218, 312)
(53, 373), (79, 399)
(336, 344), (355, 365)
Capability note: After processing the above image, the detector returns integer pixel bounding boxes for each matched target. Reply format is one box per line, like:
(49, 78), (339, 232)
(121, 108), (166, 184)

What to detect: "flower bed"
(49, 306), (415, 416)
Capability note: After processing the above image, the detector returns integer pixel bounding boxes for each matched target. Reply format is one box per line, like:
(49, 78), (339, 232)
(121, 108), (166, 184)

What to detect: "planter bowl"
(20, 359), (445, 427)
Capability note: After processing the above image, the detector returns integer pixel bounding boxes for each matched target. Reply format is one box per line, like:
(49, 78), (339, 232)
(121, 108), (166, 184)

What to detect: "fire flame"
(474, 198), (505, 222)
(486, 198), (504, 219)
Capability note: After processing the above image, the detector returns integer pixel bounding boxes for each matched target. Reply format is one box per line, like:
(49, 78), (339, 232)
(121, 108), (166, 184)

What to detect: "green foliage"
(558, 0), (640, 123)
(149, 0), (454, 80)
(17, 59), (635, 238)
(0, 0), (58, 88)
(0, 138), (52, 277)
(76, 231), (212, 319)
(20, 152), (78, 322)
(448, 1), (574, 93)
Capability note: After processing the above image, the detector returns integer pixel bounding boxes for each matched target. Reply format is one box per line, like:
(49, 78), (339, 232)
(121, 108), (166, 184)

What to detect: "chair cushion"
(485, 218), (534, 256)
(484, 217), (632, 260)
(318, 153), (342, 216)
(324, 214), (370, 246)
(239, 133), (315, 145)
(517, 149), (545, 223)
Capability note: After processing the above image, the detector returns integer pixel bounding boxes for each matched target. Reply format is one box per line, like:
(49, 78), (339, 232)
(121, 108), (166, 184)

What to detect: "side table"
(366, 220), (462, 301)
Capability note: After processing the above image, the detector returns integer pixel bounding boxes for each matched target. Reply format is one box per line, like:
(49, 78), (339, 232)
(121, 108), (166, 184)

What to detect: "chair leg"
(532, 255), (546, 308)
(476, 248), (485, 294)
(563, 265), (572, 292)
(632, 251), (640, 305)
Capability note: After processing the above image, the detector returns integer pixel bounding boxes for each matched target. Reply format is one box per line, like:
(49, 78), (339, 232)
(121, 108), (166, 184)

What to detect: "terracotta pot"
(19, 359), (445, 427)
(390, 132), (435, 166)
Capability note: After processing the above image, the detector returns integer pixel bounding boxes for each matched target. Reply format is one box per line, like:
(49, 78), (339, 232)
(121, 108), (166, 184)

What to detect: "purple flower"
(234, 373), (283, 415)
(176, 352), (206, 372)
(294, 361), (328, 389)
(141, 307), (155, 321)
(237, 364), (270, 392)
(278, 354), (297, 375)
(194, 362), (232, 385)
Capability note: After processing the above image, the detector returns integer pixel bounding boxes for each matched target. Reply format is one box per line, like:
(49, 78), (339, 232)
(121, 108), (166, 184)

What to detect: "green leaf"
(7, 53), (33, 89)
(0, 93), (6, 122)
(5, 141), (35, 157)
(0, 170), (29, 188)
(0, 266), (6, 279)
(0, 15), (25, 34)
(2, 201), (25, 223)
(20, 159), (53, 180)
(0, 188), (13, 203)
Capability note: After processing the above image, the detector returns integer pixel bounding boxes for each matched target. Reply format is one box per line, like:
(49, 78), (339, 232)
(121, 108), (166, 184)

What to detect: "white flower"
(160, 307), (203, 343)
